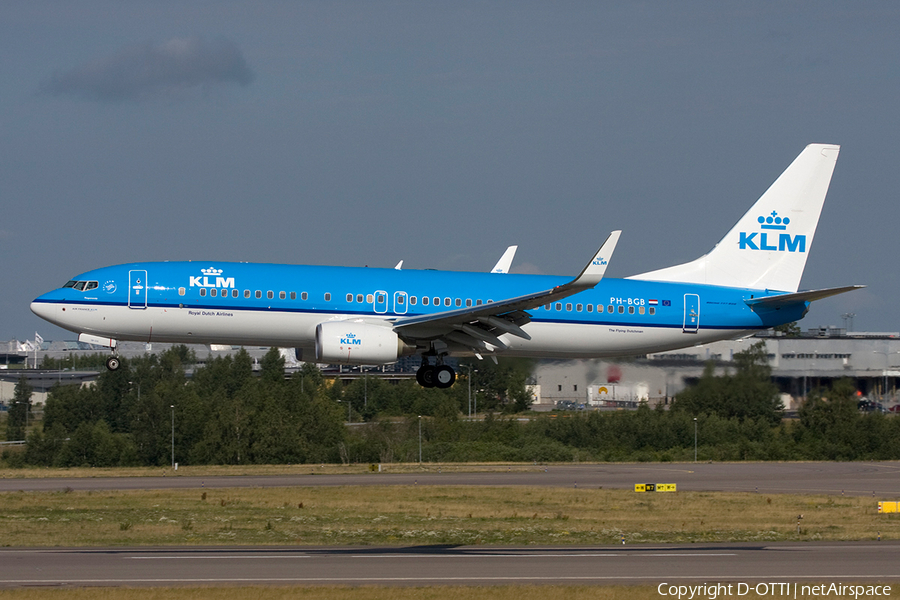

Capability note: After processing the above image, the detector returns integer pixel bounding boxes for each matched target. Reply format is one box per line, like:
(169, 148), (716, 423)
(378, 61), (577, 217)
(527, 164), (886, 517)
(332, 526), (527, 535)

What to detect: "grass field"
(0, 484), (894, 547)
(0, 584), (898, 600)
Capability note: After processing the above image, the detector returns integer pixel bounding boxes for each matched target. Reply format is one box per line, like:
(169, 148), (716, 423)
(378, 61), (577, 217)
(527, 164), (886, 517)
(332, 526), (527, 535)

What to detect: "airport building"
(531, 328), (900, 410)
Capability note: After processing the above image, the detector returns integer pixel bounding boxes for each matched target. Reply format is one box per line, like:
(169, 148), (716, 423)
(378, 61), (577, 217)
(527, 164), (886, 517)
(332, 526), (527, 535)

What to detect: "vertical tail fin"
(630, 144), (840, 292)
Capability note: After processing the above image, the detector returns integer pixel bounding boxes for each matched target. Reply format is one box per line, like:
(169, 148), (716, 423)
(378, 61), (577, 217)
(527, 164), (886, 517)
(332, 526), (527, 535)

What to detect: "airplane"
(31, 144), (862, 389)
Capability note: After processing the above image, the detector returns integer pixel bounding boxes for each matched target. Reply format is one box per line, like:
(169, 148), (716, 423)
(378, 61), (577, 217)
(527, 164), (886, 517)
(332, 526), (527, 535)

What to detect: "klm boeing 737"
(31, 144), (862, 388)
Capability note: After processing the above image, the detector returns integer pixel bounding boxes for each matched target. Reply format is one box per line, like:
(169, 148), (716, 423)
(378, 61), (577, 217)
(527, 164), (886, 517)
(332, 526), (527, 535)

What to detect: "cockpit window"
(64, 280), (100, 292)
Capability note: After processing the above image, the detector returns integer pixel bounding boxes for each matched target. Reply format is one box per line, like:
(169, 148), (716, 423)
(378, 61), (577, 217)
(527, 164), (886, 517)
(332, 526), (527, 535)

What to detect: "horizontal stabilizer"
(745, 285), (865, 309)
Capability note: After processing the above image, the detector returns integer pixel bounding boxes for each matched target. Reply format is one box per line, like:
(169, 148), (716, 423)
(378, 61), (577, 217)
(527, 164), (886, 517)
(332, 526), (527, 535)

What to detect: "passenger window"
(649, 307), (655, 315)
(290, 292), (296, 300)
(347, 293), (353, 302)
(256, 290), (262, 299)
(377, 294), (385, 303)
(397, 295), (405, 305)
(200, 288), (207, 297)
(410, 296), (417, 305)
(267, 291), (274, 299)
(587, 304), (592, 312)
(210, 289), (217, 297)
(455, 298), (461, 307)
(629, 306), (635, 314)
(555, 303), (561, 311)
(366, 294), (373, 303)
(179, 288), (186, 296)
(245, 290), (251, 298)
(566, 303), (572, 311)
(280, 291), (286, 300)
(476, 300), (483, 305)
(618, 305), (624, 314)
(607, 305), (613, 313)
(639, 306), (645, 315)
(434, 297), (440, 306)
(545, 304), (551, 310)
(576, 304), (582, 312)
(301, 292), (308, 301)
(232, 289), (239, 298)
(422, 297), (429, 306)
(466, 299), (472, 307)
(444, 298), (451, 306)
(357, 294), (363, 303)
(325, 293), (331, 301)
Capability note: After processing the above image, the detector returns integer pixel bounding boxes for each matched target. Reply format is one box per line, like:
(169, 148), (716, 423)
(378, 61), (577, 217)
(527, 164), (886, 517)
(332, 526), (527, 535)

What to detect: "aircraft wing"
(392, 231), (621, 352)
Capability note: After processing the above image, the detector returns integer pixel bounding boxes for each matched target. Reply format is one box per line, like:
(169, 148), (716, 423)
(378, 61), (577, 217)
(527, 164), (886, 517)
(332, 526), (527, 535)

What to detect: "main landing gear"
(416, 358), (456, 389)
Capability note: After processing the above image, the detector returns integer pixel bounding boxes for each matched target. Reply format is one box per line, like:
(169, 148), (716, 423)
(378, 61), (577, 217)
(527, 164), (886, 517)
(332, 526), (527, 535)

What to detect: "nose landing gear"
(105, 356), (121, 371)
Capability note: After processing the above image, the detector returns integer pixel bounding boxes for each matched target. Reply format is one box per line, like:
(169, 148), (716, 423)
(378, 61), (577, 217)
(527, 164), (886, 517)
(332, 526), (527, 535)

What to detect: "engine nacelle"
(315, 321), (404, 365)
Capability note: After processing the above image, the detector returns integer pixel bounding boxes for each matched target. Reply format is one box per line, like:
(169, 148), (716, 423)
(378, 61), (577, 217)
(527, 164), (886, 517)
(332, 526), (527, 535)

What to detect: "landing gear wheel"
(105, 356), (121, 371)
(416, 365), (436, 388)
(434, 365), (456, 389)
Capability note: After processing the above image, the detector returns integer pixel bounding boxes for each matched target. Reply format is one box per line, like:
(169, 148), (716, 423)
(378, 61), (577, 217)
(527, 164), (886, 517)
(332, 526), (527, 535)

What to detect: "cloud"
(41, 37), (254, 102)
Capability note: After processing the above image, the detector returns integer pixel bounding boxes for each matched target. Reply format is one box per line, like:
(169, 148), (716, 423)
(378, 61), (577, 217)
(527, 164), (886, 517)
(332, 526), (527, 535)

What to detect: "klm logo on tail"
(739, 211), (806, 253)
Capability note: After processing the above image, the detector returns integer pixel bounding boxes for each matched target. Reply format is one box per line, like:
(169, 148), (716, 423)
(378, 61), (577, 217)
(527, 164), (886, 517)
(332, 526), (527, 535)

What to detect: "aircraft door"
(129, 270), (148, 309)
(683, 294), (699, 333)
(393, 291), (408, 315)
(374, 290), (388, 314)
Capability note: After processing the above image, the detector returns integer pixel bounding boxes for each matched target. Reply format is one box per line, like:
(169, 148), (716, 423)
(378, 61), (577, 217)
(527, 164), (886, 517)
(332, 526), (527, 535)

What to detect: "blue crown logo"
(758, 211), (790, 231)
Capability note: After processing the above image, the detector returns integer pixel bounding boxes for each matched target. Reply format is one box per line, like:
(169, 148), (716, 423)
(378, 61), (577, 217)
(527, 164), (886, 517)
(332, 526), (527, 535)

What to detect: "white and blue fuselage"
(31, 261), (804, 357)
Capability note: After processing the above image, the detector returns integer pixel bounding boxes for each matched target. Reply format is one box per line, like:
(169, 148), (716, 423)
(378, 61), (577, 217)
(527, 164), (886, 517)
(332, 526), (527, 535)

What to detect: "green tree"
(671, 341), (782, 424)
(7, 375), (32, 441)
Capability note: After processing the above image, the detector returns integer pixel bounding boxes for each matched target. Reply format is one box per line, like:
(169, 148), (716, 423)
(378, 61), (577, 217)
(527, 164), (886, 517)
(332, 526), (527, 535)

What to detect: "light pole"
(418, 415), (422, 463)
(693, 417), (698, 463)
(171, 405), (175, 469)
(460, 364), (474, 418)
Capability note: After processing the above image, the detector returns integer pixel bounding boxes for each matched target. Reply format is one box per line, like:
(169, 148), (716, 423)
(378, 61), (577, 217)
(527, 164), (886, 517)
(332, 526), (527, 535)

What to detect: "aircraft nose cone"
(31, 299), (57, 323)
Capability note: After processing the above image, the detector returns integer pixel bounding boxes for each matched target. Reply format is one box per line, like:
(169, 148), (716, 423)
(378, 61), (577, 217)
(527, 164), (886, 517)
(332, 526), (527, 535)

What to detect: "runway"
(2, 462), (900, 496)
(0, 542), (898, 587)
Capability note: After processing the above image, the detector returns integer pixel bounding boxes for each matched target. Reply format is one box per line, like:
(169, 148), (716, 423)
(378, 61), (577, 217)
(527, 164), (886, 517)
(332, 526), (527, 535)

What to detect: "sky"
(2, 2), (899, 342)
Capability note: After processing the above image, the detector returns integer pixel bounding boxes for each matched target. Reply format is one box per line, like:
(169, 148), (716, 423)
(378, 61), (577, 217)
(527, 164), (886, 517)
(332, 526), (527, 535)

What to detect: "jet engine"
(315, 321), (408, 365)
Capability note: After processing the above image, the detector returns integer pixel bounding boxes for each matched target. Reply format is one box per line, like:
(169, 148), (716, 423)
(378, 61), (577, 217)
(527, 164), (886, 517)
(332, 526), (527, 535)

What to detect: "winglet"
(491, 246), (518, 274)
(394, 260), (403, 270)
(570, 230), (621, 288)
